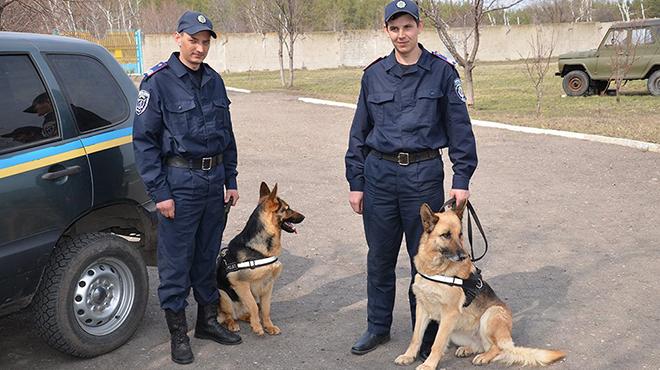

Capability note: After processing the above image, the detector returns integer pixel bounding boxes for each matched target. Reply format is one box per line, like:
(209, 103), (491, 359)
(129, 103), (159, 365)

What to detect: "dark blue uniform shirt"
(133, 52), (238, 203)
(345, 45), (477, 192)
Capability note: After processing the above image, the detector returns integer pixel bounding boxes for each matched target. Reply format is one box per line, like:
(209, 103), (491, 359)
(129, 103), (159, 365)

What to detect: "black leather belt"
(371, 149), (440, 166)
(166, 154), (223, 170)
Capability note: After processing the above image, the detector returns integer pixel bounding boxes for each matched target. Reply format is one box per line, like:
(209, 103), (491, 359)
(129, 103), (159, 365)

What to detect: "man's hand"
(449, 189), (470, 210)
(225, 189), (239, 206)
(157, 199), (175, 219)
(349, 191), (364, 214)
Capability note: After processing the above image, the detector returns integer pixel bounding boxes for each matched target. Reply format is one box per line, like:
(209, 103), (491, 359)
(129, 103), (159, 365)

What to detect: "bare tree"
(418, 0), (525, 106)
(608, 28), (638, 102)
(519, 27), (555, 116)
(238, 0), (310, 87)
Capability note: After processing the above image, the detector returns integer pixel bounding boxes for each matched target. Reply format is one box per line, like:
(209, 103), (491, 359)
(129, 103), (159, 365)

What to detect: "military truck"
(556, 18), (660, 96)
(0, 32), (157, 357)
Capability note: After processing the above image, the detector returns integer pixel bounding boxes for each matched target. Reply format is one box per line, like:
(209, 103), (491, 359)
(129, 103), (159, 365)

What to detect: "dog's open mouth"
(281, 221), (298, 234)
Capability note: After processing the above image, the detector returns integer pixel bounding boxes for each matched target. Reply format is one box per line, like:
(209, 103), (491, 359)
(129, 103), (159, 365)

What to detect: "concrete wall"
(143, 22), (613, 73)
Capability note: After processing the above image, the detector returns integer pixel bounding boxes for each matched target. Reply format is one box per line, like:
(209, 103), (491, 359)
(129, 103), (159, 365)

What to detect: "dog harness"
(418, 267), (484, 307)
(220, 254), (279, 273)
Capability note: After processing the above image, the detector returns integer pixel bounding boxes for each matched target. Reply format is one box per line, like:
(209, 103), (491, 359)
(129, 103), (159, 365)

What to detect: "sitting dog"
(216, 182), (304, 336)
(395, 202), (565, 369)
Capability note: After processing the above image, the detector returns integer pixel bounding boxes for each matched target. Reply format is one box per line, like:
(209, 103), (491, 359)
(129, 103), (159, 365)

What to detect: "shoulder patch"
(143, 61), (168, 79)
(431, 51), (457, 67)
(363, 56), (385, 71)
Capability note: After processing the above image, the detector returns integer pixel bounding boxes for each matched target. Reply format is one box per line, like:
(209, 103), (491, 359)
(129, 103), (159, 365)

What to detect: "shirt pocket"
(163, 99), (196, 136)
(213, 97), (230, 129)
(416, 89), (444, 124)
(366, 92), (394, 124)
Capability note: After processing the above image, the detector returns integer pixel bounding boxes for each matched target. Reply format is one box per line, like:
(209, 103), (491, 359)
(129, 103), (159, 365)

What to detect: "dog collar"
(417, 268), (484, 307)
(223, 256), (278, 273)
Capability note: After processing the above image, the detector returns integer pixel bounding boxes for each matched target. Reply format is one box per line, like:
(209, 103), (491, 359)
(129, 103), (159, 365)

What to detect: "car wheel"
(563, 70), (590, 96)
(648, 70), (660, 96)
(32, 233), (148, 357)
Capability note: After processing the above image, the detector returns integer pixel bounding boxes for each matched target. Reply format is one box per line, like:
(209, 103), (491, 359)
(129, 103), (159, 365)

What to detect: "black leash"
(441, 198), (489, 262)
(223, 201), (232, 231)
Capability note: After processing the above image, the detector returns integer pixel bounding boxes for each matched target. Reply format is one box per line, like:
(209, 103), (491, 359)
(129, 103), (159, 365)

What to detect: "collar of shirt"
(168, 52), (213, 87)
(381, 43), (433, 77)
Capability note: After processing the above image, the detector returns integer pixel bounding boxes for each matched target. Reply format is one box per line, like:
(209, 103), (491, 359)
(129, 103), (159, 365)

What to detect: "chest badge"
(136, 90), (150, 115)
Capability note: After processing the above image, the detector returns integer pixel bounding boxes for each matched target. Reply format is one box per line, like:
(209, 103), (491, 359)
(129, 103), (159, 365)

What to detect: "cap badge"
(197, 15), (206, 24)
(396, 1), (406, 8)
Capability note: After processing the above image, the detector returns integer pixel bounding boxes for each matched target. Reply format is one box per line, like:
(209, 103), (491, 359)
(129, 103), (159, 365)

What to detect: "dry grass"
(221, 62), (659, 143)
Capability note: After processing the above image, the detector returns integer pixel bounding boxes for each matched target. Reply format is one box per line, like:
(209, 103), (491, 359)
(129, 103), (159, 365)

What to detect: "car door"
(594, 28), (629, 80)
(0, 53), (92, 314)
(629, 26), (658, 79)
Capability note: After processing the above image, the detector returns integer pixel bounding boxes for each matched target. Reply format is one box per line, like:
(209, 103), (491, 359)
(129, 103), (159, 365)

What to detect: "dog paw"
(226, 321), (240, 332)
(394, 354), (415, 365)
(455, 346), (476, 358)
(264, 325), (281, 335)
(415, 364), (434, 370)
(472, 354), (491, 365)
(251, 325), (265, 336)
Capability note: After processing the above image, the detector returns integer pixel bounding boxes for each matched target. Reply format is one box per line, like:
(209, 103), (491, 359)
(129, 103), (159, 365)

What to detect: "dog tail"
(494, 344), (565, 367)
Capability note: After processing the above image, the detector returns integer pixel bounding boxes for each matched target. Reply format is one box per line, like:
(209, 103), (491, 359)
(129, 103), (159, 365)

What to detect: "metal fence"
(61, 30), (144, 75)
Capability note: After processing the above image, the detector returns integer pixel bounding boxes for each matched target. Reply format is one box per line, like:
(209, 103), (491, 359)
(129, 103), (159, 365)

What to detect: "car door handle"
(41, 165), (82, 180)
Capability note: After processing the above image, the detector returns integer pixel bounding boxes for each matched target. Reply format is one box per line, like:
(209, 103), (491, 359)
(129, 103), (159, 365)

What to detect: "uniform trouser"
(157, 165), (225, 313)
(362, 152), (445, 346)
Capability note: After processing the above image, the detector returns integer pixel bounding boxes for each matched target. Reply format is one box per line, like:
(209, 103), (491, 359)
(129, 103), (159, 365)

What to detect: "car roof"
(611, 18), (660, 29)
(0, 31), (105, 54)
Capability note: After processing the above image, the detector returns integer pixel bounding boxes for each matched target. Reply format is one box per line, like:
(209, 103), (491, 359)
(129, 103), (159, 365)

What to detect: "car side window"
(631, 28), (655, 46)
(603, 29), (628, 47)
(0, 55), (60, 154)
(46, 54), (129, 133)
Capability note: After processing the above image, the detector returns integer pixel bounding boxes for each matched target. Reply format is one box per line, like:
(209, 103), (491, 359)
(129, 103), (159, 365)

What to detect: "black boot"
(164, 309), (194, 365)
(194, 302), (242, 345)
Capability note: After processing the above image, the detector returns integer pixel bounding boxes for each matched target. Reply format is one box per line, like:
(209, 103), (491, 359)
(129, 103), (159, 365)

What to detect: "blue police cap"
(384, 0), (420, 23)
(177, 11), (217, 39)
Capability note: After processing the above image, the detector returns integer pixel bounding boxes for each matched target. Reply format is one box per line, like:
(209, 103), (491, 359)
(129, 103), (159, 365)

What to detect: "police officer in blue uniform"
(133, 11), (241, 364)
(345, 0), (478, 359)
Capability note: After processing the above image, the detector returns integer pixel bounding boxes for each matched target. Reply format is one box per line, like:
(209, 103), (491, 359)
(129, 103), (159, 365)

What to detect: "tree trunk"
(463, 62), (476, 107)
(0, 5), (4, 31)
(278, 33), (286, 87)
(287, 34), (294, 88)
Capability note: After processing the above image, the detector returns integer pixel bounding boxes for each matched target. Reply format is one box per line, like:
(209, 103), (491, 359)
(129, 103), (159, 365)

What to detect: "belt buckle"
(397, 152), (410, 166)
(201, 157), (212, 170)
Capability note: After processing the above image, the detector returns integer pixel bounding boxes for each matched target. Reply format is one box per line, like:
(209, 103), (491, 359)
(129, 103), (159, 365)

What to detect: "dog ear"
(268, 183), (278, 200)
(454, 202), (465, 221)
(260, 182), (270, 197)
(420, 203), (439, 233)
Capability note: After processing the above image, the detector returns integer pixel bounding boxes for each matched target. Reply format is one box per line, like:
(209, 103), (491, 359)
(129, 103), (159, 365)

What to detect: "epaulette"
(431, 51), (458, 68)
(363, 56), (385, 71)
(143, 61), (168, 79)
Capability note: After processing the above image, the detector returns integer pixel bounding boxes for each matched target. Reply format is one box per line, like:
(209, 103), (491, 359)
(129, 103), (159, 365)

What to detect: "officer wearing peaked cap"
(345, 0), (478, 359)
(132, 10), (241, 364)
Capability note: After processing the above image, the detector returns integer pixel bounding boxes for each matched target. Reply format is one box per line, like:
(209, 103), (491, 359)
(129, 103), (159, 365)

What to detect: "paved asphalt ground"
(1, 91), (659, 370)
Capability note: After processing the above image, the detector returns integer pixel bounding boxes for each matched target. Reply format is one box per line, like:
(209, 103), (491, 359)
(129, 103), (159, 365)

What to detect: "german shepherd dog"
(216, 182), (304, 336)
(395, 203), (565, 369)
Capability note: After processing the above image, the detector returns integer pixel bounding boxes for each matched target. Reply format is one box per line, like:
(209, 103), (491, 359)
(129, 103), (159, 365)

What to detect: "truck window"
(46, 54), (129, 133)
(631, 28), (655, 46)
(603, 29), (628, 47)
(0, 55), (59, 154)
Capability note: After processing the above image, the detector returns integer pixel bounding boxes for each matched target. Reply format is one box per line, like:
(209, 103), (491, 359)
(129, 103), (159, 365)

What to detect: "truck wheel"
(648, 70), (660, 96)
(32, 233), (148, 357)
(563, 70), (590, 96)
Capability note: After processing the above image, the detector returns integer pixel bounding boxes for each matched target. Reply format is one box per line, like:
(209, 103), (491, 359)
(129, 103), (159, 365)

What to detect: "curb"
(226, 86), (251, 94)
(297, 97), (660, 153)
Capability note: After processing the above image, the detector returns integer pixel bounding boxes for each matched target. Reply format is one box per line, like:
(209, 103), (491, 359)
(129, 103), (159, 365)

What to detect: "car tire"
(563, 70), (590, 96)
(648, 70), (660, 96)
(32, 233), (148, 357)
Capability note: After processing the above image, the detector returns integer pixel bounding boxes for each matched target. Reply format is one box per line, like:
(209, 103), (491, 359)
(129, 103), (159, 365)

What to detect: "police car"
(0, 32), (157, 357)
